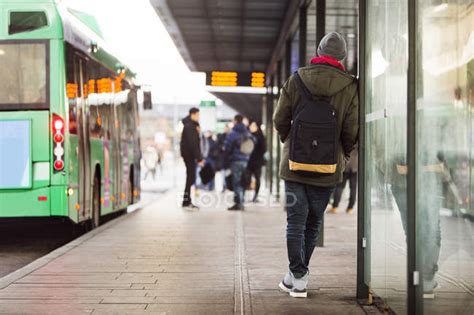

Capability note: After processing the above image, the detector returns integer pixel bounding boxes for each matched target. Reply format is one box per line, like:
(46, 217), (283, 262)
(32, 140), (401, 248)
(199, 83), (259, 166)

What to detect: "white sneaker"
(289, 272), (309, 298)
(290, 288), (308, 298)
(182, 203), (200, 211)
(278, 272), (293, 293)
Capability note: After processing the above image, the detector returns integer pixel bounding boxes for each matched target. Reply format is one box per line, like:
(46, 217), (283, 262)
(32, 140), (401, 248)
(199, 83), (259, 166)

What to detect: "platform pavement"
(0, 188), (377, 314)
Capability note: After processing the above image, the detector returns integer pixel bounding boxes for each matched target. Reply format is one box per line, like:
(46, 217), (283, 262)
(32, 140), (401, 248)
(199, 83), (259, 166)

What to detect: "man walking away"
(224, 114), (254, 211)
(329, 148), (358, 214)
(273, 32), (359, 298)
(180, 107), (204, 210)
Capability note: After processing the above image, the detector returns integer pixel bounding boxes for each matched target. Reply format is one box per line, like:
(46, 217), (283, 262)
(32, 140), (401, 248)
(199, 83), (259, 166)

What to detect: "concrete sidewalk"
(0, 190), (371, 314)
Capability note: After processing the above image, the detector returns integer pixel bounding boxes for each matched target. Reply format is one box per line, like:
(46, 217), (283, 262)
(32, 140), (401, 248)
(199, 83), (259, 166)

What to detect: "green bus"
(0, 0), (145, 227)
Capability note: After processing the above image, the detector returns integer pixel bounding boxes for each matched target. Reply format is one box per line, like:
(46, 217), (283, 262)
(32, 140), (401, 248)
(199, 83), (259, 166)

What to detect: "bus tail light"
(54, 133), (64, 143)
(52, 114), (65, 172)
(54, 160), (64, 171)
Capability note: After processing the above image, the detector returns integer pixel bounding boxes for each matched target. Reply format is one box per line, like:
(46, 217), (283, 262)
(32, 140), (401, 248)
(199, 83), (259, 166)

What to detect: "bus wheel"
(92, 174), (101, 229)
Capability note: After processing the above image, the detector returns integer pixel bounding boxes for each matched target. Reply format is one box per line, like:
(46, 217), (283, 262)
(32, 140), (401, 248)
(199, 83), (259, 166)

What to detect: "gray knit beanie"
(317, 32), (347, 61)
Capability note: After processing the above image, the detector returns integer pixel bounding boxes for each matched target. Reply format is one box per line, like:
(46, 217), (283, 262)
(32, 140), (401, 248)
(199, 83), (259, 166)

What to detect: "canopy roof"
(151, 0), (358, 121)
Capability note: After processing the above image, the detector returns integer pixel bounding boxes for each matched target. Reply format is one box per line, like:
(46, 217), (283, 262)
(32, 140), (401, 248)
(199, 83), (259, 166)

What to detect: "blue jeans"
(231, 161), (247, 205)
(285, 181), (334, 278)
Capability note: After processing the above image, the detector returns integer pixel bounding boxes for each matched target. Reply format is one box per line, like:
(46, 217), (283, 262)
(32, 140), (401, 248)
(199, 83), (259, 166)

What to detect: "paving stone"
(143, 289), (231, 298)
(0, 288), (112, 298)
(109, 289), (147, 297)
(100, 296), (156, 304)
(0, 297), (102, 304)
(0, 303), (93, 314)
(144, 303), (233, 314)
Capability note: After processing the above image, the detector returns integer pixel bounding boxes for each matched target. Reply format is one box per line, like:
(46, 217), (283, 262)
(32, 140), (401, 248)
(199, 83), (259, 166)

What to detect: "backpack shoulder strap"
(293, 72), (312, 101)
(292, 72), (312, 117)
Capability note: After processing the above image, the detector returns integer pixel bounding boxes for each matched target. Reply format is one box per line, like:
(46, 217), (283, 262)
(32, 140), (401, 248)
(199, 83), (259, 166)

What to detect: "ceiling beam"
(150, 0), (197, 71)
(238, 0), (247, 69)
(203, 0), (220, 69)
(265, 0), (310, 76)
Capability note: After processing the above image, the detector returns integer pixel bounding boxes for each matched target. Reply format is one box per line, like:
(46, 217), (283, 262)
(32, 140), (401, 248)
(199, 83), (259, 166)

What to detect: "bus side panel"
(50, 39), (74, 220)
(129, 139), (140, 203)
(105, 136), (115, 211)
(0, 188), (50, 217)
(128, 140), (134, 201)
(50, 39), (68, 186)
(90, 138), (111, 215)
(67, 134), (80, 222)
(50, 185), (67, 216)
(120, 138), (129, 208)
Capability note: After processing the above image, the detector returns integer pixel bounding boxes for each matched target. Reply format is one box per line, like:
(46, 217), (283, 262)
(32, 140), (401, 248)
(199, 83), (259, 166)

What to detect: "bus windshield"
(0, 42), (48, 110)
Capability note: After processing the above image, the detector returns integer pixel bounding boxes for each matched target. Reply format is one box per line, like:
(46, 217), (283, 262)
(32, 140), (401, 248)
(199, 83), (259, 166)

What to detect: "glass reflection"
(366, 0), (408, 313)
(417, 0), (474, 313)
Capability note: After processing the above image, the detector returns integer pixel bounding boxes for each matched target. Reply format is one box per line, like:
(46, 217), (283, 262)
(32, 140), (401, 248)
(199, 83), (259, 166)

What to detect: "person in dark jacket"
(204, 131), (219, 191)
(274, 32), (358, 298)
(224, 114), (254, 210)
(180, 107), (204, 209)
(329, 148), (358, 214)
(216, 124), (231, 192)
(247, 121), (266, 202)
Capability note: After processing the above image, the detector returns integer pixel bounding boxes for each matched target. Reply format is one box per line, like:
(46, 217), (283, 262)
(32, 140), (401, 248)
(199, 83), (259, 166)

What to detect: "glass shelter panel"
(365, 0), (409, 313)
(416, 1), (474, 313)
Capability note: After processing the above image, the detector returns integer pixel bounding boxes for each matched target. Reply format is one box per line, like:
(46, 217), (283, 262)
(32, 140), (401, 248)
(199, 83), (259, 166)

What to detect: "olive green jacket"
(273, 64), (359, 187)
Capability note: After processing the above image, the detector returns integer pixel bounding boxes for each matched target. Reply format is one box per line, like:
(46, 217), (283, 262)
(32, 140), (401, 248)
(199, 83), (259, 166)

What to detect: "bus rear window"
(9, 11), (48, 35)
(0, 42), (48, 110)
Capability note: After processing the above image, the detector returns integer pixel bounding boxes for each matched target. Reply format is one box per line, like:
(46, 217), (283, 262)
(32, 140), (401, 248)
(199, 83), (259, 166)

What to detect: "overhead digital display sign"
(206, 71), (266, 88)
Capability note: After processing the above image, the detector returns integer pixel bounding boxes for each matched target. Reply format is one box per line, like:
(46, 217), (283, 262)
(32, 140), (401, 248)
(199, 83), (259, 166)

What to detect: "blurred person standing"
(224, 115), (255, 210)
(247, 121), (266, 202)
(329, 148), (358, 214)
(180, 107), (204, 210)
(216, 124), (231, 192)
(157, 149), (163, 174)
(143, 146), (159, 181)
(195, 132), (210, 189)
(204, 131), (219, 191)
(273, 32), (358, 298)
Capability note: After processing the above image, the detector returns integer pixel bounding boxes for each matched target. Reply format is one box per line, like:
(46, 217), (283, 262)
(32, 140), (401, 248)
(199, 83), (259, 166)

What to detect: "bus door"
(118, 101), (129, 207)
(74, 55), (91, 220)
(111, 99), (121, 209)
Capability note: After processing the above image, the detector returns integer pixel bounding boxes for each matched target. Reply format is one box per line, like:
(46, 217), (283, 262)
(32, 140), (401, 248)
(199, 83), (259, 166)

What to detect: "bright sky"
(64, 0), (214, 105)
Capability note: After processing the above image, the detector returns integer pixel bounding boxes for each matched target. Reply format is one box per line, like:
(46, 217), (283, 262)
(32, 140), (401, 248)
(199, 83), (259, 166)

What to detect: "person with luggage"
(224, 114), (255, 211)
(247, 121), (266, 202)
(329, 148), (358, 214)
(273, 32), (359, 298)
(180, 107), (205, 210)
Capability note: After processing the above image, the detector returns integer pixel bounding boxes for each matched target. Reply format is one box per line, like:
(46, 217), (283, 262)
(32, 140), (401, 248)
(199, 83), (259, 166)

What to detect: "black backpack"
(289, 72), (337, 175)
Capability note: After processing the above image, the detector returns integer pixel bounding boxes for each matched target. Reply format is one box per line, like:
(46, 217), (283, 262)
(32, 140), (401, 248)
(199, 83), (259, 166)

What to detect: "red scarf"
(310, 56), (345, 71)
